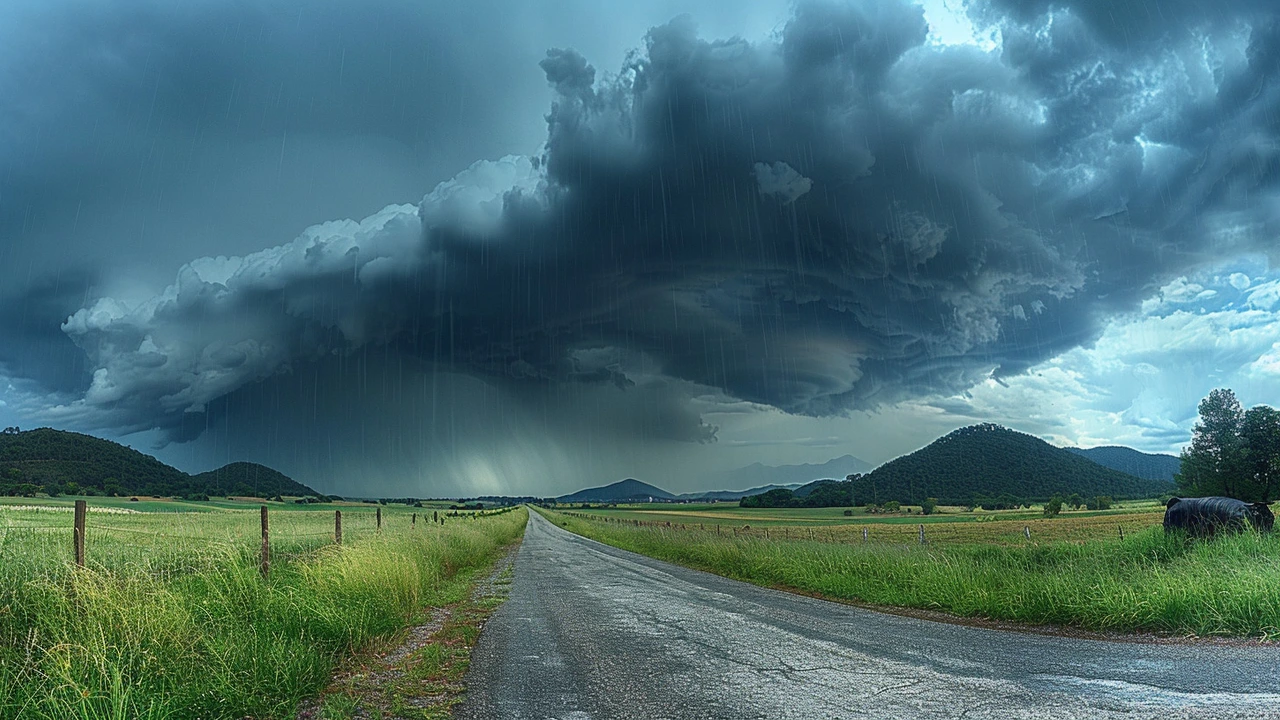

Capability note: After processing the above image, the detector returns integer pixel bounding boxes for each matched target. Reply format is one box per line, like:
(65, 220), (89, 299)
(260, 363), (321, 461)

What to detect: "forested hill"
(191, 462), (318, 497)
(558, 479), (675, 503)
(0, 428), (317, 497)
(1066, 446), (1181, 483)
(852, 424), (1174, 505)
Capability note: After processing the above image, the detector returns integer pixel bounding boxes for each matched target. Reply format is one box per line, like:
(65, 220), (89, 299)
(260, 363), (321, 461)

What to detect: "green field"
(553, 500), (1169, 543)
(0, 497), (526, 719)
(541, 504), (1280, 639)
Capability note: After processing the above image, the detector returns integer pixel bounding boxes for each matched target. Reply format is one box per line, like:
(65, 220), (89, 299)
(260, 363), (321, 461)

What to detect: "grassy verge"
(308, 544), (518, 719)
(0, 506), (527, 719)
(540, 508), (1280, 639)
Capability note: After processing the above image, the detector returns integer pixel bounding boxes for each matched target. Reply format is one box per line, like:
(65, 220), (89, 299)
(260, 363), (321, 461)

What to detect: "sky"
(2, 0), (1279, 498)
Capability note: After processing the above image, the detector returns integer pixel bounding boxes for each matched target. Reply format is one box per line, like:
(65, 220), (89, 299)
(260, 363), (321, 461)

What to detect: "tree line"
(1177, 388), (1280, 503)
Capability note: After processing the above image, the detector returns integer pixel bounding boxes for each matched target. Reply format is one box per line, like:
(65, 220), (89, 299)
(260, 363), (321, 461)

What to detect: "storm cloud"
(6, 0), (1280, 492)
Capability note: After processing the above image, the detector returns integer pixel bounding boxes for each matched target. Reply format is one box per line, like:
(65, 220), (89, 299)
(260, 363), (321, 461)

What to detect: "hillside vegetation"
(1067, 446), (1181, 482)
(0, 428), (318, 497)
(191, 461), (318, 497)
(558, 478), (674, 503)
(739, 479), (854, 508)
(851, 424), (1172, 506)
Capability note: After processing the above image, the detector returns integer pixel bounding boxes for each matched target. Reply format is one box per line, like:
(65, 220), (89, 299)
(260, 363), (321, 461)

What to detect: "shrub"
(1043, 495), (1063, 517)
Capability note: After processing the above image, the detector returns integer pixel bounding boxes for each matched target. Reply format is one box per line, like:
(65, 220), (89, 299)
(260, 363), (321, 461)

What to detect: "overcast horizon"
(3, 0), (1279, 497)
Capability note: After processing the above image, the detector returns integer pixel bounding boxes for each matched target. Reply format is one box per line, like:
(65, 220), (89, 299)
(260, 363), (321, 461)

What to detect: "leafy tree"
(1043, 495), (1063, 517)
(1086, 495), (1112, 510)
(1241, 405), (1280, 503)
(1065, 493), (1083, 510)
(921, 497), (938, 515)
(883, 500), (901, 513)
(1177, 389), (1246, 498)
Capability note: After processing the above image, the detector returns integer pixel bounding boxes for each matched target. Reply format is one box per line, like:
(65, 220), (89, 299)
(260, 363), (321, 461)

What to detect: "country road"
(458, 511), (1280, 719)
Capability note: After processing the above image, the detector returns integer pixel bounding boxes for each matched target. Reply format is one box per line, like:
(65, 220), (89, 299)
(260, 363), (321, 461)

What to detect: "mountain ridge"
(0, 427), (318, 498)
(849, 424), (1173, 505)
(1066, 446), (1181, 483)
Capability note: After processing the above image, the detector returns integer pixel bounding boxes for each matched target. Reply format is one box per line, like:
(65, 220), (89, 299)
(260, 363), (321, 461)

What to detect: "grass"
(541, 507), (1280, 639)
(309, 546), (519, 719)
(0, 499), (526, 719)
(555, 498), (1167, 527)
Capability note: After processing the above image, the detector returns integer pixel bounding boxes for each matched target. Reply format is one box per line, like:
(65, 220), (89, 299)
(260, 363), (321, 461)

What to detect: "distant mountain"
(191, 462), (319, 498)
(793, 479), (838, 498)
(678, 483), (802, 501)
(851, 424), (1174, 505)
(0, 427), (318, 498)
(1066, 446), (1181, 483)
(558, 478), (676, 503)
(705, 454), (871, 493)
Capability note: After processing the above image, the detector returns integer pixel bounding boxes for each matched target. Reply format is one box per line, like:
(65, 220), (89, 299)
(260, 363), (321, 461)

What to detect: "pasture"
(541, 503), (1280, 639)
(555, 500), (1168, 544)
(0, 497), (526, 719)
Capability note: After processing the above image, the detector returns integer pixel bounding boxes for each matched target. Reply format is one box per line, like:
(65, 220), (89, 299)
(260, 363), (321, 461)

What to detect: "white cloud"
(753, 161), (813, 204)
(1229, 272), (1252, 290)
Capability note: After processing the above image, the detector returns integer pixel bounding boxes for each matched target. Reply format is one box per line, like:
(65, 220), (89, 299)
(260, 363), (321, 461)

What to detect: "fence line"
(31, 502), (520, 573)
(552, 510), (1157, 547)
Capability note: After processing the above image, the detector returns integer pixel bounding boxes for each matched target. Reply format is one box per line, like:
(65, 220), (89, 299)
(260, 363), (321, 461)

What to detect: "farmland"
(0, 496), (526, 719)
(541, 502), (1280, 639)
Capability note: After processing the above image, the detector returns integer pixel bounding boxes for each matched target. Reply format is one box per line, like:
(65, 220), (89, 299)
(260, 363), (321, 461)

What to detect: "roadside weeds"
(295, 541), (521, 720)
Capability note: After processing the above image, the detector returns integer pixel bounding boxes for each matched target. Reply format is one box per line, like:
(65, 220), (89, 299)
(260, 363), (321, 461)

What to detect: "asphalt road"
(459, 512), (1280, 719)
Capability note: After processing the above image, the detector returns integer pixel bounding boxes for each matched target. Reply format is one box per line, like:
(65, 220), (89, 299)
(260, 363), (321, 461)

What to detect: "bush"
(921, 498), (938, 515)
(843, 509), (853, 516)
(883, 500), (901, 513)
(1087, 495), (1113, 511)
(1043, 495), (1063, 517)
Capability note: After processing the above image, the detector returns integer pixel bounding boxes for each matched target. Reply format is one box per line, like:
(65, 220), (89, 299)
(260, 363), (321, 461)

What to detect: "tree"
(1177, 388), (1246, 498)
(1241, 405), (1280, 503)
(1086, 495), (1112, 511)
(1176, 389), (1280, 503)
(883, 500), (901, 513)
(1043, 495), (1063, 517)
(1065, 493), (1083, 510)
(921, 497), (938, 515)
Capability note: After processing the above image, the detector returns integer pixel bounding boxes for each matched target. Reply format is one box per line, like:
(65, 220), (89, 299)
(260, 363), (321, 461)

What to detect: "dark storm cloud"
(20, 0), (1280, 453)
(0, 0), (555, 287)
(0, 269), (97, 394)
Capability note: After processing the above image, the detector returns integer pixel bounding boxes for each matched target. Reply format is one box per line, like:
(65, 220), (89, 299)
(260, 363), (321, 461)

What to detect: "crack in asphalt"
(457, 512), (1280, 719)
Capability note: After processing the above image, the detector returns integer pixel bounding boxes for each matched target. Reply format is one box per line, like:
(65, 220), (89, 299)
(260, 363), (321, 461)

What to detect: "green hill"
(1066, 446), (1181, 483)
(190, 462), (318, 498)
(852, 424), (1174, 506)
(558, 479), (676, 503)
(0, 428), (317, 498)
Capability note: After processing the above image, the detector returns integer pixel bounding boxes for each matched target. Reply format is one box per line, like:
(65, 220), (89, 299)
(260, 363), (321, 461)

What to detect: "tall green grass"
(0, 506), (526, 719)
(545, 510), (1280, 639)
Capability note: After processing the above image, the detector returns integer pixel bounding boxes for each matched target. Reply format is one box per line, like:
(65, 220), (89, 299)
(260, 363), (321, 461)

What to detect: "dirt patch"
(295, 541), (522, 720)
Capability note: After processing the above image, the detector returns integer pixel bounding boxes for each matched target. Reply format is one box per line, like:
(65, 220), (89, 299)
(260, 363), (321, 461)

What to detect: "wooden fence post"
(73, 500), (86, 567)
(862, 527), (868, 542)
(260, 505), (270, 578)
(335, 510), (342, 545)
(919, 525), (925, 544)
(434, 510), (439, 524)
(1118, 525), (1124, 541)
(1024, 526), (1031, 541)
(412, 513), (417, 528)
(376, 507), (382, 532)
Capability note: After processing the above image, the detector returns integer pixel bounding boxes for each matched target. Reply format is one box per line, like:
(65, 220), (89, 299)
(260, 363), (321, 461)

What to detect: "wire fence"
(554, 509), (1166, 546)
(0, 502), (520, 583)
